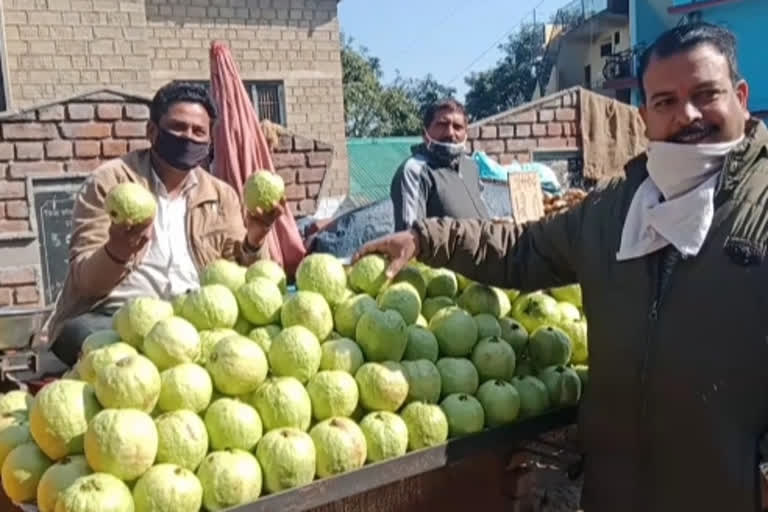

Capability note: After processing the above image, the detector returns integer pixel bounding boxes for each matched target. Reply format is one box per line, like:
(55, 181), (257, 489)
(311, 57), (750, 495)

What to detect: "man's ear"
(638, 104), (651, 138)
(146, 121), (158, 145)
(735, 79), (750, 120)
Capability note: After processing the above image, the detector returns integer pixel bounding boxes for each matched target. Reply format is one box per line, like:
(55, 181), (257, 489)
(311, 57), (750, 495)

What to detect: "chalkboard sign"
(32, 178), (85, 305)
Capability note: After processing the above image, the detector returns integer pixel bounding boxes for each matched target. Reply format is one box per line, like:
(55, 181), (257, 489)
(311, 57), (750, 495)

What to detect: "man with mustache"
(48, 82), (284, 367)
(390, 98), (490, 231)
(356, 23), (768, 511)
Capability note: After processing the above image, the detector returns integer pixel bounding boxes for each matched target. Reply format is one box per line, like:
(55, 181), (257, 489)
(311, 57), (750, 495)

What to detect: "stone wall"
(0, 89), (333, 308)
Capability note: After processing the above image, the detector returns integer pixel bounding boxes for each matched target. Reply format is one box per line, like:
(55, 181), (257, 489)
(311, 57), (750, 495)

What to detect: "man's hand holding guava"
(104, 218), (154, 264)
(245, 197), (286, 250)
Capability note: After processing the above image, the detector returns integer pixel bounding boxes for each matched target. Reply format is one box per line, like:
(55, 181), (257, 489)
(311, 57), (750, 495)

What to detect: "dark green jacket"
(413, 119), (768, 512)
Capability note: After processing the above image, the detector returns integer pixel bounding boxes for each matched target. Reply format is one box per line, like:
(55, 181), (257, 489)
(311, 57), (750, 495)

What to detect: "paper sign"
(507, 172), (544, 224)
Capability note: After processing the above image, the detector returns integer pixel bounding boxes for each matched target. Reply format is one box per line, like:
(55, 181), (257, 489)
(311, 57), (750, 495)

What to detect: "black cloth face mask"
(153, 128), (211, 171)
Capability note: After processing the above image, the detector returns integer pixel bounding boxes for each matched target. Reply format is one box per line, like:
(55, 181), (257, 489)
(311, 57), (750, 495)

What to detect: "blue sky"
(338, 0), (565, 99)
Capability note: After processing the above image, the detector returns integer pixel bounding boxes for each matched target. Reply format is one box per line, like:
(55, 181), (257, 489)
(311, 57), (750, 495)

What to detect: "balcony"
(668, 0), (745, 14)
(554, 0), (629, 42)
(601, 44), (646, 90)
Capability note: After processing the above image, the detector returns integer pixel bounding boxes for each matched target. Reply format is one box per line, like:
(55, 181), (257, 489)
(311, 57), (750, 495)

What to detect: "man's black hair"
(638, 22), (740, 103)
(423, 98), (467, 128)
(150, 82), (217, 124)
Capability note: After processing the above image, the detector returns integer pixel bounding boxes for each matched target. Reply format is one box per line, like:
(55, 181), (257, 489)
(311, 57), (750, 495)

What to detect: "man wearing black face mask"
(390, 99), (489, 231)
(47, 82), (283, 367)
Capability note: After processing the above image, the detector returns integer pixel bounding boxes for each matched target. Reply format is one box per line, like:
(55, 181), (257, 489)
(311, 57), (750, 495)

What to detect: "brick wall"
(0, 89), (334, 307)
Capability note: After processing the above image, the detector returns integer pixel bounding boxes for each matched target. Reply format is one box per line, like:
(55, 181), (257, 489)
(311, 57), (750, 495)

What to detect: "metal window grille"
(250, 83), (285, 125)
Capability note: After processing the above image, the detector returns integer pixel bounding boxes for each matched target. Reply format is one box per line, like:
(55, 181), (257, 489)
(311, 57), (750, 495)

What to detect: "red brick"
(0, 202), (4, 219)
(2, 123), (58, 140)
(474, 139), (505, 153)
(569, 122), (580, 135)
(273, 152), (306, 168)
(114, 121), (146, 138)
(0, 180), (25, 200)
(284, 184), (306, 201)
(0, 266), (36, 285)
(8, 162), (64, 178)
(14, 285), (39, 305)
(0, 220), (29, 233)
(538, 109), (554, 122)
(547, 123), (563, 136)
(0, 143), (14, 161)
(567, 136), (580, 147)
(314, 140), (333, 151)
(298, 198), (316, 213)
(506, 138), (536, 152)
(276, 135), (293, 152)
(75, 140), (101, 158)
(293, 136), (314, 151)
(532, 124), (547, 137)
(45, 140), (73, 159)
(67, 103), (95, 121)
(277, 169), (296, 184)
(297, 168), (325, 184)
(102, 139), (128, 157)
(67, 159), (102, 173)
(128, 140), (151, 152)
(306, 183), (321, 197)
(60, 122), (111, 139)
(14, 142), (44, 160)
(556, 108), (577, 121)
(5, 200), (28, 219)
(515, 152), (531, 163)
(0, 288), (11, 307)
(510, 111), (536, 123)
(38, 105), (65, 121)
(307, 152), (332, 168)
(498, 125), (515, 138)
(287, 200), (300, 216)
(538, 137), (568, 148)
(467, 126), (480, 140)
(96, 104), (123, 121)
(480, 126), (497, 139)
(515, 124), (531, 138)
(499, 154), (517, 165)
(124, 104), (150, 120)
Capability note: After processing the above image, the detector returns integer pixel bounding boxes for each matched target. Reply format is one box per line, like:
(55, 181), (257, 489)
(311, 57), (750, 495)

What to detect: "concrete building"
(0, 0), (348, 200)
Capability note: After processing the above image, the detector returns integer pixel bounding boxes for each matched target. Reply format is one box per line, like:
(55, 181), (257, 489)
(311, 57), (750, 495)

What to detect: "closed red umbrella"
(209, 41), (306, 277)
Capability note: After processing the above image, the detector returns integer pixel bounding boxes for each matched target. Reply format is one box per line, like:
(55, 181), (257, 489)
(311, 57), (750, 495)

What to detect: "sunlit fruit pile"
(0, 254), (588, 512)
(543, 188), (588, 218)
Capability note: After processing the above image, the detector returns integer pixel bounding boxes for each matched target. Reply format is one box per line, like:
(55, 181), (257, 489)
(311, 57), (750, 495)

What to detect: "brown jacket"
(47, 149), (269, 342)
(413, 119), (768, 512)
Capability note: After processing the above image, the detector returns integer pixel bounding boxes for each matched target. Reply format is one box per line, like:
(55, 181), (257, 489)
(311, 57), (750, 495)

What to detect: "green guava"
(245, 259), (287, 292)
(457, 284), (511, 318)
(511, 376), (551, 418)
(236, 278), (283, 326)
(0, 412), (25, 432)
(355, 308), (408, 362)
(197, 328), (238, 366)
(401, 360), (442, 404)
(105, 182), (156, 225)
(476, 379), (521, 427)
(84, 409), (158, 481)
(200, 259), (247, 293)
(30, 380), (102, 460)
(196, 448), (262, 511)
(181, 284), (239, 331)
(36, 455), (91, 512)
(158, 363), (213, 413)
(392, 265), (427, 300)
(281, 291), (334, 341)
(333, 294), (377, 338)
(171, 292), (189, 316)
(0, 391), (32, 417)
(423, 268), (458, 298)
(573, 364), (589, 389)
(403, 325), (439, 363)
(307, 371), (359, 420)
(436, 358), (479, 397)
(1, 442), (52, 504)
(79, 342), (137, 385)
(474, 314), (502, 339)
(296, 253), (349, 307)
(154, 410), (209, 471)
(206, 335), (268, 396)
(93, 355), (161, 412)
(399, 402), (448, 451)
(204, 398), (262, 452)
(415, 314), (428, 327)
(244, 169), (285, 212)
(499, 317), (529, 355)
(113, 297), (174, 347)
(249, 377), (312, 431)
(247, 324), (281, 354)
(359, 411), (408, 462)
(529, 326), (573, 369)
(377, 282), (422, 325)
(471, 336), (516, 382)
(319, 338), (365, 374)
(268, 326), (322, 384)
(507, 288), (521, 303)
(456, 273), (472, 292)
(556, 302), (581, 323)
(440, 393), (485, 437)
(538, 365), (582, 407)
(0, 419), (30, 468)
(355, 362), (409, 412)
(143, 316), (201, 371)
(233, 315), (252, 335)
(310, 417), (367, 478)
(255, 428), (315, 493)
(560, 319), (588, 365)
(54, 472), (133, 512)
(510, 293), (562, 334)
(348, 254), (389, 296)
(133, 463), (203, 512)
(80, 330), (121, 358)
(421, 296), (455, 322)
(430, 307), (479, 357)
(514, 354), (535, 378)
(550, 284), (582, 308)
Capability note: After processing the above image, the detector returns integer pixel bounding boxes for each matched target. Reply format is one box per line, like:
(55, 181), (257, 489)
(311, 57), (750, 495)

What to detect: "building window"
(584, 65), (591, 88)
(175, 80), (286, 126)
(600, 43), (613, 57)
(614, 31), (621, 45)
